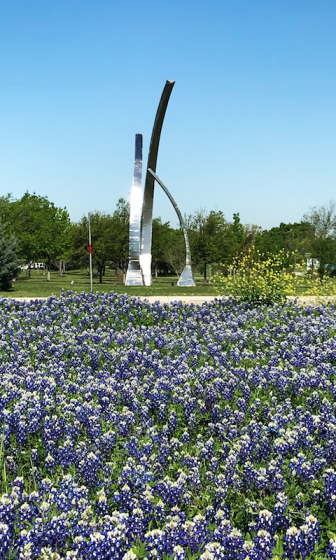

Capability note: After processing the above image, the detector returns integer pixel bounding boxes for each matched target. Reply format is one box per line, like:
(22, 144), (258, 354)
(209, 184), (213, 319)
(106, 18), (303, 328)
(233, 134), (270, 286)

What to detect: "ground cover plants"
(1, 294), (336, 558)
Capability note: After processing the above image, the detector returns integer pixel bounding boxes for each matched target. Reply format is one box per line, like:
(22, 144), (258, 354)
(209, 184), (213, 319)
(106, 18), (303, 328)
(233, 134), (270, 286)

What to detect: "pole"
(88, 213), (93, 293)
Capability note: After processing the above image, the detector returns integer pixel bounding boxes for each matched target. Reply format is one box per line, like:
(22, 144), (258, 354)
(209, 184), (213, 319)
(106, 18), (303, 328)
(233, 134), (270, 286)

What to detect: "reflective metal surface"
(148, 169), (196, 287)
(177, 265), (196, 287)
(126, 81), (194, 288)
(125, 134), (144, 286)
(140, 80), (175, 286)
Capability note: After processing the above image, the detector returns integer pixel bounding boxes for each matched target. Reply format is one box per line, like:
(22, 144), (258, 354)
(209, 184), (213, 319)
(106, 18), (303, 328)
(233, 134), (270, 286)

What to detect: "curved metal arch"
(148, 168), (196, 286)
(140, 80), (175, 286)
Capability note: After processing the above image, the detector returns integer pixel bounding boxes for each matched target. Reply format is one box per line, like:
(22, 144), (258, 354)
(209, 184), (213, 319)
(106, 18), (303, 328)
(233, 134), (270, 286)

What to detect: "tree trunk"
(99, 267), (103, 284)
(204, 262), (207, 281)
(59, 260), (62, 277)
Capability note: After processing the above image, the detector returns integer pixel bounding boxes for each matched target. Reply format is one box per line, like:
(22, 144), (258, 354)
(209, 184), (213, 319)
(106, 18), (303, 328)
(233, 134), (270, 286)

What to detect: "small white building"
(306, 258), (319, 270)
(21, 262), (45, 270)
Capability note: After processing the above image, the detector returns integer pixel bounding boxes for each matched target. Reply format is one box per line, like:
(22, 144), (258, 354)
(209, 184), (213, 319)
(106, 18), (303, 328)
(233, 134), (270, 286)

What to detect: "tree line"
(0, 191), (335, 288)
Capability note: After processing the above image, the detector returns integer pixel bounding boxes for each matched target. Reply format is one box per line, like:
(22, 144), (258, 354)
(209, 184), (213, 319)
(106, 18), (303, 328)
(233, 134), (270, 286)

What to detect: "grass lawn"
(0, 268), (220, 298)
(3, 268), (336, 299)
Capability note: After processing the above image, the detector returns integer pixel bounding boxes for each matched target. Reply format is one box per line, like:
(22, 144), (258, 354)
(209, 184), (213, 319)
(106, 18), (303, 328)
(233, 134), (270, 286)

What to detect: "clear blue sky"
(1, 0), (336, 229)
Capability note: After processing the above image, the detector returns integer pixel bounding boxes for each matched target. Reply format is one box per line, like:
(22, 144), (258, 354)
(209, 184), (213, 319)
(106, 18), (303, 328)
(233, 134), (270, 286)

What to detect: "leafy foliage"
(188, 210), (246, 278)
(0, 192), (70, 267)
(255, 222), (314, 269)
(303, 200), (336, 238)
(3, 189), (336, 294)
(69, 199), (129, 282)
(0, 223), (20, 289)
(215, 248), (290, 305)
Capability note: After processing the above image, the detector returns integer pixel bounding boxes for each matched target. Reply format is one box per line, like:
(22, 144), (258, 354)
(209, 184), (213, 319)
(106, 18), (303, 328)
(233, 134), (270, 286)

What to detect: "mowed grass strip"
(3, 268), (336, 299)
(0, 268), (220, 298)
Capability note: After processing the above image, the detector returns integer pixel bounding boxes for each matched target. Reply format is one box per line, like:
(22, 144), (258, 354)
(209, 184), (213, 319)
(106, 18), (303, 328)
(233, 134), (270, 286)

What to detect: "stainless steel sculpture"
(140, 80), (176, 286)
(126, 80), (196, 287)
(125, 134), (143, 285)
(147, 169), (196, 287)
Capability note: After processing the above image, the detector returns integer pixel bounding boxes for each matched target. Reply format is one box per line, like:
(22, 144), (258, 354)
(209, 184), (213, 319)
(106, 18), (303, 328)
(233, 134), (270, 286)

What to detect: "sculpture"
(125, 134), (143, 286)
(125, 80), (196, 287)
(147, 169), (195, 287)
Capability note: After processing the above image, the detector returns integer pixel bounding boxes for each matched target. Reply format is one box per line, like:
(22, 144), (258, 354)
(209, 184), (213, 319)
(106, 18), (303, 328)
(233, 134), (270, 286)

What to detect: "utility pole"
(88, 213), (93, 293)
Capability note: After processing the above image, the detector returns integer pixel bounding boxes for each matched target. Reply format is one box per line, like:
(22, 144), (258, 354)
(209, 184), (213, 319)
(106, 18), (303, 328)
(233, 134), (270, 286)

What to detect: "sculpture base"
(125, 261), (143, 286)
(139, 253), (152, 286)
(177, 265), (196, 287)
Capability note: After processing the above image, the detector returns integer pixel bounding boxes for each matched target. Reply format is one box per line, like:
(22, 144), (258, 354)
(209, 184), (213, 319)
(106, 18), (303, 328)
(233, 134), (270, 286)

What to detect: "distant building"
(21, 262), (45, 270)
(306, 258), (319, 270)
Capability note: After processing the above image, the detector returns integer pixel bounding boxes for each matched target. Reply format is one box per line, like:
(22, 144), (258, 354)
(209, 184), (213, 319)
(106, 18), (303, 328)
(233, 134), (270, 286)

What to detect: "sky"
(1, 0), (336, 230)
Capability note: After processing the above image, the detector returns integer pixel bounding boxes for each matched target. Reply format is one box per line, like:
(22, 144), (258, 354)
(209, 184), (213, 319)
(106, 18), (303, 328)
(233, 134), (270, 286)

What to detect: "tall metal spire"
(125, 133), (143, 286)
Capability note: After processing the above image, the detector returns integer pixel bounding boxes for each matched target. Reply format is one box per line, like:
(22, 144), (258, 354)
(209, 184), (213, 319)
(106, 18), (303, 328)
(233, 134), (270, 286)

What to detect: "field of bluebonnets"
(2, 292), (336, 559)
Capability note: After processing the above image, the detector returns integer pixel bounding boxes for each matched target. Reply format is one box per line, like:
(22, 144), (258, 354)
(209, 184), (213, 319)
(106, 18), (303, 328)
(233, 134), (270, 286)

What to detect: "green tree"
(151, 218), (174, 274)
(303, 200), (336, 238)
(231, 213), (245, 244)
(0, 195), (13, 224)
(0, 223), (20, 290)
(70, 213), (113, 283)
(69, 199), (129, 283)
(221, 212), (247, 266)
(0, 192), (70, 272)
(188, 210), (246, 278)
(311, 237), (336, 282)
(110, 199), (129, 271)
(163, 228), (186, 277)
(255, 221), (314, 268)
(188, 209), (227, 279)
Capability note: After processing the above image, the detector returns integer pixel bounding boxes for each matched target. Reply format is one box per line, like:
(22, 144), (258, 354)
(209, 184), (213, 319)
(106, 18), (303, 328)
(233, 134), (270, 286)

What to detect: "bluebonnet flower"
(122, 551), (137, 560)
(327, 538), (336, 559)
(254, 529), (275, 559)
(200, 542), (225, 560)
(273, 492), (289, 532)
(0, 522), (11, 557)
(44, 453), (56, 472)
(38, 547), (62, 560)
(0, 292), (335, 554)
(254, 510), (276, 536)
(284, 515), (320, 560)
(323, 468), (336, 514)
(96, 488), (110, 517)
(146, 528), (166, 556)
(173, 544), (187, 559)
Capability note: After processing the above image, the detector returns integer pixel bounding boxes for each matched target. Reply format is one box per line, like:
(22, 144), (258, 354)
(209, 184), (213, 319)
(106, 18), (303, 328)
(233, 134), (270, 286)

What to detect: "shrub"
(214, 248), (291, 305)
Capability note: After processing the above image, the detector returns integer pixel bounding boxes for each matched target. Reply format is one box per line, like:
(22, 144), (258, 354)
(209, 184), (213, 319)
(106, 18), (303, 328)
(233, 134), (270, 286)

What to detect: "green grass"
(4, 268), (336, 299)
(0, 268), (219, 298)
